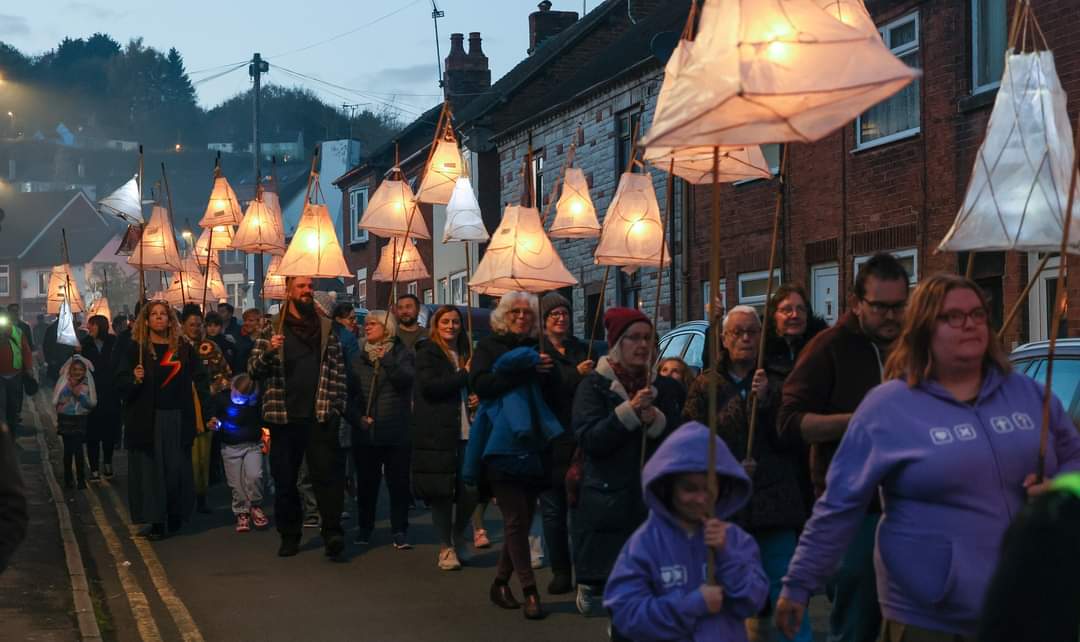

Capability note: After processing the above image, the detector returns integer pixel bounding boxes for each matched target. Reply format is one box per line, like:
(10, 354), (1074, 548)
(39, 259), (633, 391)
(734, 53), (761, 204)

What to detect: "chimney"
(444, 31), (491, 108)
(528, 1), (578, 55)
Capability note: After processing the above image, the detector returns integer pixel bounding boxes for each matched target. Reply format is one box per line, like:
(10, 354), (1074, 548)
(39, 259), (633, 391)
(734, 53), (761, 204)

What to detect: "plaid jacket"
(247, 314), (347, 425)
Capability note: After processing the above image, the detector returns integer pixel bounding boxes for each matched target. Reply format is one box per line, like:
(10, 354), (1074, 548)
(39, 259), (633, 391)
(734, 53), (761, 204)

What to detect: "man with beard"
(778, 253), (909, 642)
(394, 294), (427, 352)
(248, 277), (348, 558)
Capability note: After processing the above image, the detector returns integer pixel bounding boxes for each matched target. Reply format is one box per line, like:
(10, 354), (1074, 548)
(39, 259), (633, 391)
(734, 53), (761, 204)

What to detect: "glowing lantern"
(443, 178), (490, 243)
(644, 145), (772, 184)
(360, 173), (431, 239)
(278, 202), (351, 277)
(127, 204), (183, 272)
(417, 135), (465, 205)
(469, 205), (578, 295)
(940, 51), (1080, 254)
(199, 168), (244, 228)
(262, 254), (287, 300)
(595, 172), (671, 270)
(232, 192), (286, 255)
(372, 238), (430, 282)
(641, 0), (920, 147)
(87, 296), (112, 323)
(549, 168), (601, 238)
(816, 0), (877, 35)
(46, 264), (86, 314)
(194, 225), (234, 268)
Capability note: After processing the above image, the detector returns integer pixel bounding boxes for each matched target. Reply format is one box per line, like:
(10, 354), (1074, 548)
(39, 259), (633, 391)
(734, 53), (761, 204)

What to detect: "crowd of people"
(1, 253), (1079, 640)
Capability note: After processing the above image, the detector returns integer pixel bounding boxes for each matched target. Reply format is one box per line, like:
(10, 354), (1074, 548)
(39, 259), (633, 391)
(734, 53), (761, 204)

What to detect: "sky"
(0, 0), (599, 118)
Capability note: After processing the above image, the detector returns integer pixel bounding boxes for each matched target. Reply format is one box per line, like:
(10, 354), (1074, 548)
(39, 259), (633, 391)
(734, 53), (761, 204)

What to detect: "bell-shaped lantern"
(127, 204), (182, 272)
(360, 173), (431, 239)
(233, 192), (286, 255)
(443, 178), (490, 243)
(46, 264), (86, 314)
(262, 254), (287, 300)
(98, 175), (143, 225)
(87, 296), (112, 323)
(202, 262), (228, 302)
(816, 0), (877, 35)
(278, 202), (352, 277)
(549, 168), (601, 238)
(57, 300), (80, 347)
(199, 168), (244, 228)
(194, 225), (234, 267)
(595, 172), (672, 270)
(940, 51), (1080, 254)
(469, 205), (578, 296)
(644, 145), (772, 185)
(641, 0), (920, 147)
(372, 238), (430, 282)
(417, 135), (465, 205)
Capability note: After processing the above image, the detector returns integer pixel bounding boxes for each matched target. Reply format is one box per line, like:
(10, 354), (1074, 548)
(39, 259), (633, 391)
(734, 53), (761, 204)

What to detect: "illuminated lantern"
(194, 225), (234, 268)
(643, 145), (772, 184)
(549, 168), (601, 238)
(97, 175), (143, 225)
(199, 167), (244, 228)
(278, 202), (352, 277)
(416, 134), (465, 205)
(940, 51), (1080, 253)
(372, 238), (430, 282)
(127, 204), (182, 272)
(443, 178), (490, 243)
(641, 0), (920, 147)
(232, 191), (286, 255)
(595, 172), (672, 270)
(87, 296), (112, 324)
(360, 173), (431, 239)
(816, 0), (877, 35)
(469, 205), (578, 295)
(262, 254), (287, 300)
(46, 264), (86, 314)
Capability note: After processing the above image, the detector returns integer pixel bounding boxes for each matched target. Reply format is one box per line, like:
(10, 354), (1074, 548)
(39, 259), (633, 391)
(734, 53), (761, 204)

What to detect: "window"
(423, 289), (433, 304)
(356, 268), (367, 309)
(702, 278), (727, 319)
(349, 187), (369, 244)
(856, 13), (921, 149)
(972, 0), (1007, 93)
(0, 264), (8, 297)
(738, 270), (782, 314)
(617, 108), (642, 173)
(222, 249), (243, 264)
(407, 281), (418, 296)
(449, 271), (467, 305)
(438, 278), (448, 304)
(38, 271), (50, 296)
(619, 271), (642, 309)
(530, 150), (545, 208)
(853, 249), (918, 286)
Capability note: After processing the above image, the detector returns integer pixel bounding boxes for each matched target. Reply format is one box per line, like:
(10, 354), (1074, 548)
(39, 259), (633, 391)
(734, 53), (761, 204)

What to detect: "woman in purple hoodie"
(604, 421), (769, 641)
(776, 274), (1080, 641)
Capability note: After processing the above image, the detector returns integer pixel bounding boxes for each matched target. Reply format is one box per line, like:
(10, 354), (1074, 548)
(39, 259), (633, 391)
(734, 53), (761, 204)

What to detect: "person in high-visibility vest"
(0, 312), (33, 433)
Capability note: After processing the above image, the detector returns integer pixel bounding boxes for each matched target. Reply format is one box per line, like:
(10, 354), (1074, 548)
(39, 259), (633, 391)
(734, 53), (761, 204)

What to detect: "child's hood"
(642, 421), (752, 525)
(53, 354), (97, 406)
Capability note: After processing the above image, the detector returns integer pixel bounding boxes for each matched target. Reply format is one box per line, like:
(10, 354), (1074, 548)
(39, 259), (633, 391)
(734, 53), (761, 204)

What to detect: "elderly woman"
(776, 274), (1080, 641)
(348, 310), (415, 549)
(570, 307), (684, 617)
(464, 291), (562, 620)
(763, 284), (829, 377)
(116, 301), (209, 540)
(81, 314), (122, 481)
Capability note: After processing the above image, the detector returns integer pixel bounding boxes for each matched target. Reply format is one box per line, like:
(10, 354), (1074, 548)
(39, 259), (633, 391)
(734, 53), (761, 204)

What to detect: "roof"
(334, 103), (444, 187)
(0, 189), (122, 265)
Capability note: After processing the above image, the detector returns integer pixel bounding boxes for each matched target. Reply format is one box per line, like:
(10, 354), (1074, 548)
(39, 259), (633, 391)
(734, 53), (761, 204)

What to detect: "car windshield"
(1025, 357), (1080, 424)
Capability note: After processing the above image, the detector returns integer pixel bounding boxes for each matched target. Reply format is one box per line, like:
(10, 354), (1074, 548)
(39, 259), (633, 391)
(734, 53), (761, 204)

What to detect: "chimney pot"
(445, 32), (468, 71)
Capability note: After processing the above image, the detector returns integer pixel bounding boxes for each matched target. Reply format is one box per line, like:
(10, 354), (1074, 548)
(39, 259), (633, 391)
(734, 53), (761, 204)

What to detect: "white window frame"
(449, 270), (468, 306)
(1028, 252), (1063, 343)
(0, 264), (8, 297)
(972, 0), (1006, 95)
(853, 248), (919, 286)
(356, 268), (368, 309)
(349, 187), (369, 244)
(701, 278), (727, 319)
(407, 281), (418, 296)
(855, 12), (921, 150)
(438, 278), (449, 304)
(423, 289), (433, 304)
(738, 270), (782, 311)
(38, 271), (50, 297)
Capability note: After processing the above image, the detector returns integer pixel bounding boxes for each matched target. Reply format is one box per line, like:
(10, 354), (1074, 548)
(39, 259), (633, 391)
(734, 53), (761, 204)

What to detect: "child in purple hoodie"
(604, 421), (769, 641)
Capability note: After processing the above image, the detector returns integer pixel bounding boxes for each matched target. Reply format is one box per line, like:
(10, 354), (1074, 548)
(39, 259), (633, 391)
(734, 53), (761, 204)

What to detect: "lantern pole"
(202, 227), (215, 313)
(585, 266), (610, 362)
(137, 145), (146, 308)
(465, 243), (475, 346)
(161, 163), (186, 305)
(705, 146), (722, 585)
(998, 253), (1052, 341)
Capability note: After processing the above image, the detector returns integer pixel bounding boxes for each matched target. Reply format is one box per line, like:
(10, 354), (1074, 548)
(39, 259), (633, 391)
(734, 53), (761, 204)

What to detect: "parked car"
(1010, 338), (1080, 424)
(657, 320), (709, 377)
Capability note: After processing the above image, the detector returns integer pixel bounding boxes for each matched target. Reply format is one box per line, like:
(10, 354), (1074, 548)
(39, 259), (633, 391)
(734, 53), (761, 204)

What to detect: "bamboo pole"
(705, 147), (722, 585)
(465, 243), (475, 347)
(642, 160), (673, 469)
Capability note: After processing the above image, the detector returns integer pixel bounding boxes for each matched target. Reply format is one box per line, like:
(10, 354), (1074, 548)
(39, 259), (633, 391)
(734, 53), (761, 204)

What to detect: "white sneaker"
(438, 547), (462, 571)
(576, 584), (604, 617)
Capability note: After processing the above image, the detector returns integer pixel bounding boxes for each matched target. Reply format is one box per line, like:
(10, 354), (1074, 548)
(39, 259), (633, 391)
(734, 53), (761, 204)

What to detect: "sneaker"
(251, 506), (269, 529)
(236, 513), (252, 533)
(438, 547), (462, 571)
(103, 463), (114, 479)
(353, 529), (371, 545)
(473, 528), (491, 549)
(392, 532), (413, 550)
(303, 515), (321, 529)
(576, 584), (604, 618)
(89, 470), (101, 482)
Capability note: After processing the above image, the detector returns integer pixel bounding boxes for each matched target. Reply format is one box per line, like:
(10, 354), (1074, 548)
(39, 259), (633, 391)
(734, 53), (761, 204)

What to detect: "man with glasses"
(779, 253), (909, 642)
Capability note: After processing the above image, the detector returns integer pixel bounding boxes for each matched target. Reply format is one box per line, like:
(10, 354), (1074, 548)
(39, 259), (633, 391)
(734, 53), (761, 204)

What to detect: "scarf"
(283, 303), (321, 350)
(610, 360), (649, 398)
(364, 336), (393, 362)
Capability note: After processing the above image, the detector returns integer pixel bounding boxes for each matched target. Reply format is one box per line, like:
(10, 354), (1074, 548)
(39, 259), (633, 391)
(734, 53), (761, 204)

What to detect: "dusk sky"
(0, 0), (598, 117)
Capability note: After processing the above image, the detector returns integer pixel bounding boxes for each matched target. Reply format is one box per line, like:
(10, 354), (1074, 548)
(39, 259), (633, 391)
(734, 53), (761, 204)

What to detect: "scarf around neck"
(610, 360), (649, 398)
(283, 304), (321, 349)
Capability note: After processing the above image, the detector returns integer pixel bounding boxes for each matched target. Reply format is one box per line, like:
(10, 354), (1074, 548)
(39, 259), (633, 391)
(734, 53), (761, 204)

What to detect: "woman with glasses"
(764, 284), (829, 377)
(570, 307), (684, 619)
(776, 274), (1080, 642)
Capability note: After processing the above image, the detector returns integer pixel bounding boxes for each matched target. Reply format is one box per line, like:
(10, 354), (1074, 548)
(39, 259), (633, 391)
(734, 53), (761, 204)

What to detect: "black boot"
(490, 580), (520, 609)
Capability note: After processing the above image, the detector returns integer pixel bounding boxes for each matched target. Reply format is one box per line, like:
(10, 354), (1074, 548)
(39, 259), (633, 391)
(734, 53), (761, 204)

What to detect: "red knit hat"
(604, 307), (652, 348)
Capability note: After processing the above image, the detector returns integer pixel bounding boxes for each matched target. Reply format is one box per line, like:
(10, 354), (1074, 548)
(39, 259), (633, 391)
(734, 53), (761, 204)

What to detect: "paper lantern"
(416, 136), (465, 205)
(940, 51), (1080, 253)
(194, 225), (233, 267)
(595, 172), (672, 270)
(262, 254), (287, 300)
(443, 178), (490, 243)
(469, 205), (578, 295)
(360, 174), (431, 239)
(199, 170), (244, 228)
(372, 238), (430, 282)
(278, 202), (351, 277)
(816, 0), (877, 34)
(46, 265), (86, 314)
(202, 262), (228, 302)
(87, 296), (112, 323)
(549, 168), (601, 238)
(641, 0), (920, 147)
(98, 175), (143, 225)
(643, 145), (772, 184)
(127, 204), (183, 272)
(57, 300), (79, 347)
(232, 193), (286, 255)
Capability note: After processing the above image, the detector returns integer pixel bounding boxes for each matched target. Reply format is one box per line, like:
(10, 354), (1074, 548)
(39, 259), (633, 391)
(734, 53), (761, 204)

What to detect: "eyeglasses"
(547, 310), (569, 319)
(620, 333), (654, 344)
(777, 305), (807, 317)
(861, 298), (907, 316)
(725, 327), (760, 339)
(508, 308), (534, 317)
(937, 307), (988, 328)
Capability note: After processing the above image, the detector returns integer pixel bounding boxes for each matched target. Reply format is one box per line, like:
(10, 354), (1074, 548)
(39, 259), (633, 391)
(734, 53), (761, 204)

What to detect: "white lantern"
(127, 204), (183, 272)
(643, 145), (772, 184)
(87, 296), (112, 323)
(360, 174), (431, 239)
(262, 255), (287, 300)
(98, 175), (143, 225)
(232, 193), (286, 255)
(469, 205), (578, 295)
(595, 172), (672, 270)
(550, 168), (601, 238)
(46, 264), (86, 314)
(199, 171), (244, 228)
(194, 225), (234, 267)
(372, 238), (430, 282)
(416, 136), (465, 205)
(278, 203), (352, 277)
(816, 0), (877, 35)
(57, 300), (79, 347)
(443, 178), (490, 243)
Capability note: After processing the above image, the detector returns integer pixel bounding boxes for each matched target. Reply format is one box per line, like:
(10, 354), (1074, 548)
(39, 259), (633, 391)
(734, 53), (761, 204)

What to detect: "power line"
(272, 65), (426, 117)
(191, 62), (249, 86)
(266, 0), (425, 60)
(188, 59), (250, 76)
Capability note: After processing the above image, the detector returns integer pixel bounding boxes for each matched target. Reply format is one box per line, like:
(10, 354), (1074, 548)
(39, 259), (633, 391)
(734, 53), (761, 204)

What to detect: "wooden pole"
(705, 147), (722, 585)
(998, 253), (1052, 342)
(161, 163), (186, 305)
(641, 160), (673, 470)
(465, 243), (475, 347)
(965, 252), (977, 279)
(586, 266), (610, 362)
(201, 226), (214, 313)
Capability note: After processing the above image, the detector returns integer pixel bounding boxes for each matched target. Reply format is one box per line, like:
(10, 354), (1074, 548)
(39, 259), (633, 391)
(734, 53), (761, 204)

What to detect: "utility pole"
(250, 52), (269, 309)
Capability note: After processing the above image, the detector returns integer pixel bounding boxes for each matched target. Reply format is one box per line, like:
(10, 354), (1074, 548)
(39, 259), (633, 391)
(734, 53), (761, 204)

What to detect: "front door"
(811, 263), (840, 326)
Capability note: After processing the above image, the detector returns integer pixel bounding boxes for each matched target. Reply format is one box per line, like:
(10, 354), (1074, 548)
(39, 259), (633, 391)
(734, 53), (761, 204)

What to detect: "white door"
(811, 263), (840, 326)
(1028, 252), (1064, 342)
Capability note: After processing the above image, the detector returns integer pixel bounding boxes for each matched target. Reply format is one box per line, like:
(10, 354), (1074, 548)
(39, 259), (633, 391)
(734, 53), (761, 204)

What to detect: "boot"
(548, 570), (573, 595)
(196, 494), (212, 514)
(489, 580), (521, 609)
(522, 587), (546, 620)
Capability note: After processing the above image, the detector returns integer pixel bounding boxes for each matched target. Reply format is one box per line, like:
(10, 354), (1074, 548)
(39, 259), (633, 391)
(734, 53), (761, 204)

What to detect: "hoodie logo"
(660, 565), (688, 589)
(930, 428), (954, 445)
(1013, 412), (1035, 431)
(991, 416), (1015, 434)
(953, 424), (977, 441)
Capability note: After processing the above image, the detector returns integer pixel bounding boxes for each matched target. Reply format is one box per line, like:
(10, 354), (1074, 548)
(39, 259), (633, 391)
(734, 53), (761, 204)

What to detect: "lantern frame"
(372, 238), (430, 282)
(550, 167), (601, 238)
(199, 167), (244, 229)
(278, 201), (352, 278)
(594, 172), (672, 269)
(127, 204), (183, 272)
(360, 169), (432, 239)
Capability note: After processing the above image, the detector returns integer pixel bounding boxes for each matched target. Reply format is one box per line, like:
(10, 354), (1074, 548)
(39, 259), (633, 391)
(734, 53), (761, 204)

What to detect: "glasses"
(938, 307), (988, 328)
(725, 327), (760, 339)
(777, 305), (807, 317)
(620, 333), (654, 344)
(547, 310), (569, 319)
(861, 298), (906, 316)
(508, 308), (534, 317)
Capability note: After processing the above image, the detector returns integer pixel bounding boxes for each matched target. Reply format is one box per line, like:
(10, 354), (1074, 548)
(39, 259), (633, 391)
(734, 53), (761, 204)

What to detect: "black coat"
(115, 340), (209, 452)
(80, 334), (123, 444)
(545, 336), (590, 488)
(348, 339), (415, 447)
(570, 358), (685, 585)
(0, 423), (27, 574)
(410, 340), (469, 499)
(764, 315), (829, 377)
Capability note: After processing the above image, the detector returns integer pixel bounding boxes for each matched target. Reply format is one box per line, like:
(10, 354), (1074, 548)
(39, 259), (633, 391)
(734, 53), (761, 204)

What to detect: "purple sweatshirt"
(781, 367), (1080, 635)
(604, 421), (769, 641)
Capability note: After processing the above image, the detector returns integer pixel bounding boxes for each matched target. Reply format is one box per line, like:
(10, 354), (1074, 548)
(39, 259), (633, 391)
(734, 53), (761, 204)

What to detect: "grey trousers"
(222, 442), (264, 515)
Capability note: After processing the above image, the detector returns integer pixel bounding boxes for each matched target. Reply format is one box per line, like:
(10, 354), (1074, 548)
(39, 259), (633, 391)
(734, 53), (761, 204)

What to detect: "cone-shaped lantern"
(194, 225), (233, 267)
(233, 191), (286, 255)
(278, 202), (352, 277)
(87, 296), (112, 323)
(641, 0), (920, 147)
(127, 204), (182, 272)
(202, 262), (228, 302)
(262, 254), (287, 300)
(443, 178), (490, 243)
(469, 205), (578, 295)
(550, 168), (601, 238)
(595, 172), (672, 270)
(360, 172), (431, 239)
(417, 136), (465, 205)
(98, 175), (143, 225)
(816, 0), (877, 34)
(46, 265), (86, 314)
(940, 52), (1080, 254)
(199, 168), (244, 228)
(57, 300), (79, 347)
(372, 238), (430, 282)
(643, 145), (772, 184)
